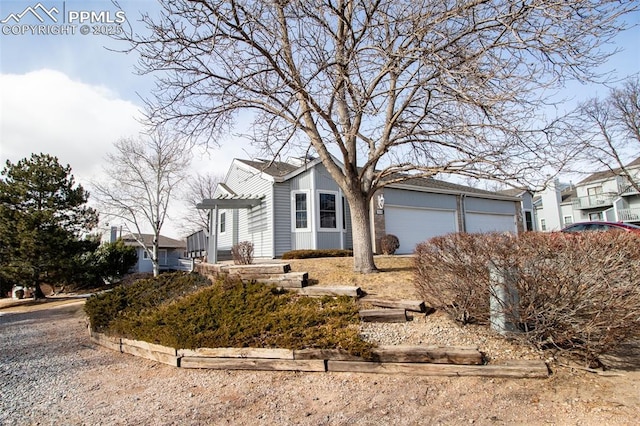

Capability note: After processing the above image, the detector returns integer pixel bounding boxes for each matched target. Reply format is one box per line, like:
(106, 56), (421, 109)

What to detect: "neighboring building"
(534, 158), (640, 231)
(197, 157), (523, 261)
(499, 188), (536, 231)
(119, 232), (187, 273)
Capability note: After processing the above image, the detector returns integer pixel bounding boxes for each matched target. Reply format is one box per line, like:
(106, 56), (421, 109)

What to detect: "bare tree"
(126, 0), (636, 272)
(570, 77), (640, 193)
(92, 129), (191, 276)
(179, 172), (224, 235)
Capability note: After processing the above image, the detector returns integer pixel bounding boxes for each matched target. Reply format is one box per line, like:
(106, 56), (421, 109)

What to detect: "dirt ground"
(2, 299), (640, 425)
(2, 257), (640, 424)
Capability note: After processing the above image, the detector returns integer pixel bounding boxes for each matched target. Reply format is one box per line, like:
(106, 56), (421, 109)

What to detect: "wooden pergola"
(196, 195), (263, 263)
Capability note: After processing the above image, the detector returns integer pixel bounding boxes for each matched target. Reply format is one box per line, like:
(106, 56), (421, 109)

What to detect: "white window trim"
(291, 190), (310, 232)
(318, 190), (340, 232)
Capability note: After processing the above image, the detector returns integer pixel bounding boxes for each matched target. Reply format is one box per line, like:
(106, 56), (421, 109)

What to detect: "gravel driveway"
(2, 300), (640, 425)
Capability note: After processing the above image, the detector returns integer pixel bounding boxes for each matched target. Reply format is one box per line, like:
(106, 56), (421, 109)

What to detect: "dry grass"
(287, 255), (417, 299)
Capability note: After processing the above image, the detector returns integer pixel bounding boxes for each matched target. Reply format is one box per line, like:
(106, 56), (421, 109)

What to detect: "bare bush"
(414, 233), (516, 324)
(231, 241), (254, 265)
(380, 234), (400, 255)
(414, 232), (640, 366)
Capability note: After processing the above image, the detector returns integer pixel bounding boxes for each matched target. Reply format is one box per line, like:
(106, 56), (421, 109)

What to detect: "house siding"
(344, 198), (353, 249)
(273, 182), (292, 256)
(464, 197), (516, 215)
(289, 169), (314, 250)
(223, 162), (274, 257)
(385, 188), (458, 210)
(317, 232), (341, 249)
(314, 164), (347, 249)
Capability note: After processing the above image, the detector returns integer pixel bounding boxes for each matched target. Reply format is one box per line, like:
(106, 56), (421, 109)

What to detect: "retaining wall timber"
(88, 329), (548, 378)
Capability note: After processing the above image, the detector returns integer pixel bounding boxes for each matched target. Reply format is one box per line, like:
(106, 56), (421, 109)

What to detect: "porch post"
(208, 206), (219, 264)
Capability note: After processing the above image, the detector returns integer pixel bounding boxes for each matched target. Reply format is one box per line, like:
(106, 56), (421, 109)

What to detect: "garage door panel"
(466, 213), (516, 233)
(385, 207), (457, 254)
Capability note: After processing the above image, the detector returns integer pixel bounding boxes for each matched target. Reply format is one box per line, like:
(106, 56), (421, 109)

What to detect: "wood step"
(360, 297), (427, 313)
(359, 309), (408, 323)
(227, 263), (291, 275)
(298, 286), (363, 297)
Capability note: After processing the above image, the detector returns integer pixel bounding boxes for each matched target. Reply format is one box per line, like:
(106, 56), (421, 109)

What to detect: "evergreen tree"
(0, 154), (98, 298)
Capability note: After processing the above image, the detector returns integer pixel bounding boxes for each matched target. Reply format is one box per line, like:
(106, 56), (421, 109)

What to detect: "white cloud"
(0, 69), (144, 184)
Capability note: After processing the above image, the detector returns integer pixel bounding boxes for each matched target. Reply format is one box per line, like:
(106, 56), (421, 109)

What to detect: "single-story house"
(119, 233), (187, 273)
(197, 157), (523, 261)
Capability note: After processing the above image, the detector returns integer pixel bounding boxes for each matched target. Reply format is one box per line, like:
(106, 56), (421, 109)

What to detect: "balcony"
(618, 208), (640, 223)
(572, 193), (617, 210)
(618, 182), (639, 196)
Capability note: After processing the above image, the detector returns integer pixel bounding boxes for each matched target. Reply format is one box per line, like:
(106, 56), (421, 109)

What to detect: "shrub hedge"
(380, 234), (400, 255)
(85, 272), (372, 357)
(414, 231), (640, 366)
(281, 249), (353, 259)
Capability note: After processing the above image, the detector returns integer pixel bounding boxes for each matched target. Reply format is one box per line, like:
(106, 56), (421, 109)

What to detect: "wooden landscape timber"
(180, 357), (326, 372)
(360, 297), (428, 313)
(226, 263), (292, 275)
(369, 345), (483, 364)
(119, 338), (180, 367)
(245, 272), (309, 288)
(297, 285), (363, 298)
(294, 346), (483, 365)
(177, 347), (294, 359)
(326, 360), (549, 378)
(88, 331), (548, 378)
(89, 330), (121, 352)
(359, 308), (409, 323)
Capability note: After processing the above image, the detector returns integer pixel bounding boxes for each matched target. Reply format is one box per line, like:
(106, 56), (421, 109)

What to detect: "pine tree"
(0, 154), (98, 298)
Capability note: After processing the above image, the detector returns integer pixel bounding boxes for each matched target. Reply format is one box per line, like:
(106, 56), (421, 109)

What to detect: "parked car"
(561, 221), (640, 234)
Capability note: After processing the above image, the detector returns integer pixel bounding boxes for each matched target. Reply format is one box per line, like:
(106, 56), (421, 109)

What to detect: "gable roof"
(236, 159), (300, 178)
(234, 157), (517, 200)
(121, 234), (186, 249)
(498, 188), (529, 197)
(388, 177), (518, 200)
(578, 156), (640, 185)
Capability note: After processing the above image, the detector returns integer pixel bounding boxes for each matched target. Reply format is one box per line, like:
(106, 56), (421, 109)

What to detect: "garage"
(465, 212), (517, 233)
(384, 206), (458, 254)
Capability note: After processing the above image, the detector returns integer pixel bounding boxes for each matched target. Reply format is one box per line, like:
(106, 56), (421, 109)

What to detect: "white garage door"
(385, 206), (458, 254)
(466, 212), (516, 233)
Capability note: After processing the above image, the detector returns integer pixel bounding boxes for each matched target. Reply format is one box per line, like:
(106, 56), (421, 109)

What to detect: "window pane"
(320, 193), (336, 228)
(295, 193), (307, 229)
(220, 212), (226, 233)
(295, 193), (306, 211)
(296, 212), (307, 228)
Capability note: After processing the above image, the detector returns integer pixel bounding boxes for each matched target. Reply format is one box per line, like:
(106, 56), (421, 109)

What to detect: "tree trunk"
(347, 192), (378, 273)
(33, 283), (46, 299)
(152, 241), (159, 277)
(32, 269), (45, 299)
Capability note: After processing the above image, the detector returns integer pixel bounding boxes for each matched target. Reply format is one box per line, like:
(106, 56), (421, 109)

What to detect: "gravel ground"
(2, 300), (640, 425)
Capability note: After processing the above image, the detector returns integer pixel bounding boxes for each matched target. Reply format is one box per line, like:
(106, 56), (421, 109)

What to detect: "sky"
(1, 0), (639, 238)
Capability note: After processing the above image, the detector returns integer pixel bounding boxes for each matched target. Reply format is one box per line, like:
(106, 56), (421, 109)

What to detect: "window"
(563, 215), (573, 225)
(524, 211), (534, 231)
(587, 186), (603, 205)
(293, 192), (308, 229)
(220, 212), (226, 234)
(589, 212), (604, 221)
(143, 250), (149, 260)
(540, 218), (546, 231)
(319, 193), (337, 229)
